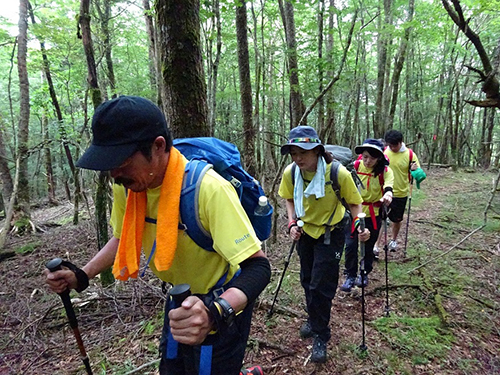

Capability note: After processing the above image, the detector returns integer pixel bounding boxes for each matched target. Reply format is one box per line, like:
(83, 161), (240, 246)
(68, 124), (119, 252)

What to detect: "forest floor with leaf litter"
(1, 168), (499, 375)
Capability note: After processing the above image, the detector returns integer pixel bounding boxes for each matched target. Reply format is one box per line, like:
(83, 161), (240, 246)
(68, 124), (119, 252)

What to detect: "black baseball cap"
(76, 96), (168, 171)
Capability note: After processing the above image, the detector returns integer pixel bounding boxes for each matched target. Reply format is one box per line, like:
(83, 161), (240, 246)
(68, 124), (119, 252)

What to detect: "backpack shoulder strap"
(379, 167), (386, 193)
(328, 160), (342, 202)
(407, 148), (414, 182)
(179, 159), (215, 251)
(291, 163), (297, 185)
(354, 156), (361, 172)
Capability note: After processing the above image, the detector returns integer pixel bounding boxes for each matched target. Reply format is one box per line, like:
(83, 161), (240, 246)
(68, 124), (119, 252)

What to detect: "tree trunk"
(317, 0), (325, 134)
(325, 0), (336, 142)
(387, 0), (414, 129)
(80, 0), (114, 286)
(16, 0), (31, 230)
(206, 0), (222, 136)
(0, 124), (13, 211)
(156, 0), (209, 138)
(95, 0), (116, 97)
(374, 0), (392, 137)
(142, 0), (158, 94)
(250, 1), (262, 177)
(236, 1), (256, 176)
(279, 0), (305, 128)
(41, 111), (57, 205)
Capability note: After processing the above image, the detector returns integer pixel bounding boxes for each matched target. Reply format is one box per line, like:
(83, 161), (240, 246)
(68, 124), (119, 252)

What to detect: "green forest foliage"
(0, 0), (499, 204)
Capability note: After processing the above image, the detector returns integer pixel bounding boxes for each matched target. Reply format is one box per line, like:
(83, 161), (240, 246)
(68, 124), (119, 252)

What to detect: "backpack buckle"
(230, 177), (241, 188)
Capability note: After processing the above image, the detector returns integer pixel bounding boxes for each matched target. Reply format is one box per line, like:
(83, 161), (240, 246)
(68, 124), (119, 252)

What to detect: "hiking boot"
(240, 365), (263, 375)
(340, 276), (356, 292)
(373, 245), (380, 259)
(311, 336), (327, 363)
(299, 321), (313, 339)
(355, 274), (369, 287)
(388, 240), (398, 252)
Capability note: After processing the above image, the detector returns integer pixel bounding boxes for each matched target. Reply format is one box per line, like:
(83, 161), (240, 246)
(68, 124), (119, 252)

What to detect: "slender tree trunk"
(387, 0), (414, 129)
(80, 0), (114, 286)
(95, 0), (116, 97)
(16, 0), (31, 230)
(317, 0), (325, 135)
(279, 0), (305, 128)
(325, 0), (336, 141)
(156, 0), (209, 137)
(0, 123), (13, 211)
(143, 0), (158, 93)
(374, 0), (392, 137)
(236, 1), (256, 176)
(41, 111), (57, 205)
(250, 1), (262, 177)
(207, 0), (222, 135)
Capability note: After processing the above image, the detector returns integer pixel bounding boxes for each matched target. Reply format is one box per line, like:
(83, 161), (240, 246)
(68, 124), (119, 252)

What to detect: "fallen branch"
(407, 225), (485, 274)
(257, 299), (307, 318)
(419, 269), (450, 325)
(123, 358), (160, 375)
(251, 337), (296, 356)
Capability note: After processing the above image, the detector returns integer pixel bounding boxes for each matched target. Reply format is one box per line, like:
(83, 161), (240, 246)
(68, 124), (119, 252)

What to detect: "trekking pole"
(358, 213), (368, 351)
(382, 206), (390, 317)
(267, 220), (304, 317)
(46, 258), (93, 375)
(403, 177), (414, 257)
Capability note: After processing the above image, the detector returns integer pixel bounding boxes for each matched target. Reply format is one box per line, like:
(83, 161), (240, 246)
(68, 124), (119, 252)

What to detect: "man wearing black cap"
(278, 125), (369, 363)
(340, 139), (394, 292)
(45, 96), (271, 375)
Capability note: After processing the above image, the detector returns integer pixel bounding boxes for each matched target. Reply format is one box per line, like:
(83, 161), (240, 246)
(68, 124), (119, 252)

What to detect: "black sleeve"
(230, 256), (271, 303)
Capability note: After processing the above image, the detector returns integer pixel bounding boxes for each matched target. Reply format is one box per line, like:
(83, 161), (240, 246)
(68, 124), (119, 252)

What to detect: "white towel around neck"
(293, 156), (326, 218)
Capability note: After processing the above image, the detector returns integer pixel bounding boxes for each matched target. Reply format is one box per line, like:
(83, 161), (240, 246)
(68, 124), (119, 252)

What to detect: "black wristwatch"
(208, 297), (235, 332)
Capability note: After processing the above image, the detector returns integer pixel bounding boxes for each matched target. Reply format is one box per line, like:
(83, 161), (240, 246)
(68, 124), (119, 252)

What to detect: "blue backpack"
(173, 137), (273, 251)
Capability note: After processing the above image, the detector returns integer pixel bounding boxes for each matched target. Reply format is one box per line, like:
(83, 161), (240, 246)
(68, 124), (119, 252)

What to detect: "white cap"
(258, 196), (268, 206)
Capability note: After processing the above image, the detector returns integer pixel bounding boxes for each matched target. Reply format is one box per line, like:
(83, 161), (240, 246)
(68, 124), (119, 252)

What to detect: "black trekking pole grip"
(46, 258), (78, 327)
(267, 220), (303, 317)
(45, 258), (93, 375)
(170, 283), (192, 307)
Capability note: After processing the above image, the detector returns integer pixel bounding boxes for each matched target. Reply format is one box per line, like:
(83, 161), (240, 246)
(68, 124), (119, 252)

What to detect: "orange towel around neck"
(112, 147), (186, 281)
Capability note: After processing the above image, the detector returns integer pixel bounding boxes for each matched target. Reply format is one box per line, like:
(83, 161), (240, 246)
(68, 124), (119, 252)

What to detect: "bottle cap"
(258, 196), (268, 206)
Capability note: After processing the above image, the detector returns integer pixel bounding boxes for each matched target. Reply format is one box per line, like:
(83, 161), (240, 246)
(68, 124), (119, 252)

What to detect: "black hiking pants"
(297, 227), (344, 343)
(344, 215), (381, 278)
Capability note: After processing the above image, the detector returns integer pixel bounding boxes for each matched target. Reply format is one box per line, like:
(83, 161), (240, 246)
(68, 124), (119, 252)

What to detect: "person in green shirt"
(278, 125), (369, 363)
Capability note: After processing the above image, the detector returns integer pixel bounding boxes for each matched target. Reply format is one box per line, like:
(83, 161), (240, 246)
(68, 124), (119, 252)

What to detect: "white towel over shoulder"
(293, 156), (326, 218)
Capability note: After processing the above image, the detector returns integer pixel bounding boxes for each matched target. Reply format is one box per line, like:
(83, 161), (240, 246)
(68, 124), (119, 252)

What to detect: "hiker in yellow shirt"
(379, 129), (423, 252)
(340, 139), (394, 292)
(278, 126), (369, 363)
(45, 96), (270, 375)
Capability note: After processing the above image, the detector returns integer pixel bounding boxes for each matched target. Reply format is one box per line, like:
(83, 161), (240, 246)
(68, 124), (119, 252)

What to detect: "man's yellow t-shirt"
(278, 163), (362, 239)
(110, 169), (261, 295)
(384, 148), (420, 198)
